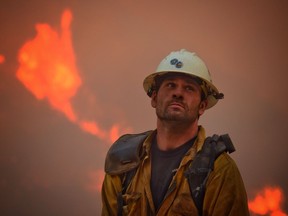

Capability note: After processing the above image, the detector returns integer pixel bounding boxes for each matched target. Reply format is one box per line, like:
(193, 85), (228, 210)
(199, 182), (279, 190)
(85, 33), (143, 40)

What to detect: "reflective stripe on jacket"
(101, 126), (250, 216)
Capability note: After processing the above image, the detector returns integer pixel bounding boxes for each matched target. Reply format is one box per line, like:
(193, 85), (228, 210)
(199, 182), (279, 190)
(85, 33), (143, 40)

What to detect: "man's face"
(151, 74), (207, 123)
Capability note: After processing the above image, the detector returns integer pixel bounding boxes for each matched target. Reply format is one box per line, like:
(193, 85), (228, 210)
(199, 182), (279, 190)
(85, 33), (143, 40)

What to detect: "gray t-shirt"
(150, 136), (196, 211)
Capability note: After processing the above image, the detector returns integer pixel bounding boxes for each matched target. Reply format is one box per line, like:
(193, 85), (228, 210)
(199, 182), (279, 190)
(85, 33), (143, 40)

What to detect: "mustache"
(168, 99), (186, 108)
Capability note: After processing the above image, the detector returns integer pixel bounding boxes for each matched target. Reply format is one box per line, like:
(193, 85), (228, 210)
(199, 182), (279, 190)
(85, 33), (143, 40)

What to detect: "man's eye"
(167, 82), (175, 88)
(186, 86), (195, 91)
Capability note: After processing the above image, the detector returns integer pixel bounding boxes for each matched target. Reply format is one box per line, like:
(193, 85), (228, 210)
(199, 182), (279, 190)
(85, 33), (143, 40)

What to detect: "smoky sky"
(1, 0), (288, 215)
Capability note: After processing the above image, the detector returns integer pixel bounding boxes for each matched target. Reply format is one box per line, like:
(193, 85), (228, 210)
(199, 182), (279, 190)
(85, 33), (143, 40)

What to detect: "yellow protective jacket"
(101, 126), (250, 216)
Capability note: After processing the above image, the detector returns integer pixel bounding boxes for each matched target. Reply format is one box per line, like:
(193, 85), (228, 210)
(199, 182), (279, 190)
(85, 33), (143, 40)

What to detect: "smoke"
(85, 169), (105, 193)
(1, 1), (287, 215)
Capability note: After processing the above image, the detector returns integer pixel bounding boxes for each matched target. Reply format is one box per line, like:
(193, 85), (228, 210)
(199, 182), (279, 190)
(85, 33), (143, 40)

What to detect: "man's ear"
(151, 91), (157, 108)
(198, 99), (208, 116)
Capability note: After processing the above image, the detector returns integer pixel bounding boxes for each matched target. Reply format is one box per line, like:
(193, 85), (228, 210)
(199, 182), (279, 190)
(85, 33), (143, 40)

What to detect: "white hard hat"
(143, 49), (223, 109)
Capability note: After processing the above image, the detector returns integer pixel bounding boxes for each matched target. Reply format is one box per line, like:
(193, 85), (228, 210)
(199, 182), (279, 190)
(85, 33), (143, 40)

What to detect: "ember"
(0, 54), (5, 64)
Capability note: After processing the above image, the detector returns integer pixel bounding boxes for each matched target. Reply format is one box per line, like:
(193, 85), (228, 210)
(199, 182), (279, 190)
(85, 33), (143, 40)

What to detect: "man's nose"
(172, 87), (184, 99)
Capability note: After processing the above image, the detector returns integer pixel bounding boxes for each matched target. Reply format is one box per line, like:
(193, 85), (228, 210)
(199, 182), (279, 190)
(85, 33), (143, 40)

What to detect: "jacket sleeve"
(101, 173), (122, 216)
(203, 153), (250, 216)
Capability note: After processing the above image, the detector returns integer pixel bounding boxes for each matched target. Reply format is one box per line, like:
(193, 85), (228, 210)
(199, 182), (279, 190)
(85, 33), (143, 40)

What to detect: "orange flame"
(79, 121), (107, 140)
(0, 54), (5, 64)
(249, 186), (287, 216)
(16, 9), (132, 143)
(79, 121), (130, 143)
(16, 9), (81, 122)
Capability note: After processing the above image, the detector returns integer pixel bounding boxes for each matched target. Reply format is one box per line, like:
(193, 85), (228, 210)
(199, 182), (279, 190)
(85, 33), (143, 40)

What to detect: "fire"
(16, 9), (81, 122)
(0, 54), (5, 64)
(79, 120), (107, 140)
(249, 186), (287, 216)
(79, 121), (132, 143)
(16, 9), (132, 143)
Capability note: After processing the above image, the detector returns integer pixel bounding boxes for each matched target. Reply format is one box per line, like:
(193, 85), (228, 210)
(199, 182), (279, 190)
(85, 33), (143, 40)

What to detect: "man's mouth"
(168, 102), (185, 109)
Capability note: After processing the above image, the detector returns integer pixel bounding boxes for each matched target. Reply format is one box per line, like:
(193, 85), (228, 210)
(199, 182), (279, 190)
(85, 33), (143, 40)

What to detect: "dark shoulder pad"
(211, 134), (235, 157)
(105, 131), (153, 175)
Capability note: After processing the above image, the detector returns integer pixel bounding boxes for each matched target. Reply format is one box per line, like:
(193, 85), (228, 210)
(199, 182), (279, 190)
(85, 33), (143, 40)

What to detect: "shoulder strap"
(185, 134), (235, 216)
(116, 166), (139, 216)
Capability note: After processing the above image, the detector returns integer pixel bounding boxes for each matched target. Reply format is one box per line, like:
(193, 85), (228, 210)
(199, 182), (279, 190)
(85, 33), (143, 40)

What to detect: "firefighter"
(101, 49), (250, 215)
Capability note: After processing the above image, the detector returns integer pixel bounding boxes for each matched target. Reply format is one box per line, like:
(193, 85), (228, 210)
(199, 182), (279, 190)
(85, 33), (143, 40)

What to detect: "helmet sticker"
(176, 61), (183, 68)
(170, 58), (178, 65)
(170, 58), (183, 68)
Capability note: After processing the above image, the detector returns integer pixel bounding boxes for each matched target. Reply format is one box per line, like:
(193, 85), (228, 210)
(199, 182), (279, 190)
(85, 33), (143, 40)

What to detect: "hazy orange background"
(1, 0), (287, 215)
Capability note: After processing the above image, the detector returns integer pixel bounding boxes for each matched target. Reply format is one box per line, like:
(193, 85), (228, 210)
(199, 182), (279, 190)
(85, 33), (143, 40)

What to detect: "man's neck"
(156, 120), (199, 151)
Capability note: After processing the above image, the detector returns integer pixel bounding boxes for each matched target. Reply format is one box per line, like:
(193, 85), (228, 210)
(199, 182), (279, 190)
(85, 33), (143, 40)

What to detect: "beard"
(155, 99), (199, 123)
